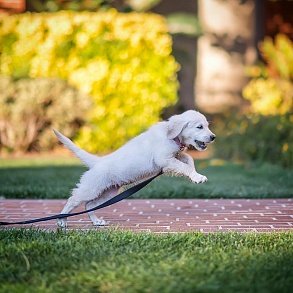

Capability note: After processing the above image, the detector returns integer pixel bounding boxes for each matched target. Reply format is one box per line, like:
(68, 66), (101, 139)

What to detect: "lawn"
(0, 229), (292, 293)
(0, 157), (292, 199)
(1, 159), (292, 292)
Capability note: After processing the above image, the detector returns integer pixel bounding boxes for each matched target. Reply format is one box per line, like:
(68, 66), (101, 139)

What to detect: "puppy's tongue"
(193, 141), (207, 150)
(197, 141), (206, 148)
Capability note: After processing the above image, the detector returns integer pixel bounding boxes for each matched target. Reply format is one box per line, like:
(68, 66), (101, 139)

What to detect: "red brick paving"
(0, 199), (292, 233)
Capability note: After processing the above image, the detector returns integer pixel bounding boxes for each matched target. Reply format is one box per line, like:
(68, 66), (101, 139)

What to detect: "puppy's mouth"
(188, 140), (207, 151)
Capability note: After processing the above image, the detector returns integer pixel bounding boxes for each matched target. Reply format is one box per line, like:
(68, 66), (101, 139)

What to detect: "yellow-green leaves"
(0, 10), (179, 153)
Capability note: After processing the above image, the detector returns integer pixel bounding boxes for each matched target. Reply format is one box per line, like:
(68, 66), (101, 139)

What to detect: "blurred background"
(0, 0), (292, 167)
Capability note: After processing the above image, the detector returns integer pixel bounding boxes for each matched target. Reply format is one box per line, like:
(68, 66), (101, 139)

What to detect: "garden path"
(0, 199), (292, 233)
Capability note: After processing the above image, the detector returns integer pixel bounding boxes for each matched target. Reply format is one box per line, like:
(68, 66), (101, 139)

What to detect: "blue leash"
(0, 171), (162, 226)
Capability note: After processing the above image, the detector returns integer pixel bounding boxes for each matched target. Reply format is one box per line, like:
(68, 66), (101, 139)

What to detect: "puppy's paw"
(57, 218), (67, 229)
(190, 172), (208, 184)
(93, 219), (108, 226)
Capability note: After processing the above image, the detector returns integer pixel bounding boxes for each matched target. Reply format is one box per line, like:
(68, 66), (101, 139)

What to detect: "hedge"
(243, 35), (293, 116)
(0, 10), (178, 153)
(214, 35), (293, 167)
(214, 113), (293, 167)
(0, 76), (90, 153)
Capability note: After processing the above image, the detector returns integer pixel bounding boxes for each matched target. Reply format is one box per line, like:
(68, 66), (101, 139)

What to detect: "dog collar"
(174, 137), (186, 151)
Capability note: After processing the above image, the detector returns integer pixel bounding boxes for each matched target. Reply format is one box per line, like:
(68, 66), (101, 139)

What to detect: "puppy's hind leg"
(85, 187), (119, 226)
(57, 188), (86, 228)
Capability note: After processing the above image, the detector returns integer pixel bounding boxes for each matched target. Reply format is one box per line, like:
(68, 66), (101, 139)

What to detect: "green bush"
(243, 34), (293, 115)
(214, 35), (293, 167)
(0, 11), (178, 153)
(214, 113), (293, 167)
(0, 76), (90, 153)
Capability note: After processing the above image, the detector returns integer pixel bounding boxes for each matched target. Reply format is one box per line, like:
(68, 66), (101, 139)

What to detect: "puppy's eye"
(197, 125), (203, 129)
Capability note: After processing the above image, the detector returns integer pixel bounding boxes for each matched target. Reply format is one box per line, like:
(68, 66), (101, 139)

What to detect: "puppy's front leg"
(163, 157), (207, 184)
(177, 153), (208, 183)
(177, 153), (195, 167)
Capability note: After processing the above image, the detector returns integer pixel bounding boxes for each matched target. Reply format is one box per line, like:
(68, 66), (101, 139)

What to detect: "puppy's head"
(167, 110), (216, 151)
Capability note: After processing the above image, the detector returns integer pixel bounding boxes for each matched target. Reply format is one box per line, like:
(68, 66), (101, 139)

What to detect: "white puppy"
(54, 110), (215, 228)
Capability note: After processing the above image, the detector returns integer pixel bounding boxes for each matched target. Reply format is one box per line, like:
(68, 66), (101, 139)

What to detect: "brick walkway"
(0, 199), (292, 233)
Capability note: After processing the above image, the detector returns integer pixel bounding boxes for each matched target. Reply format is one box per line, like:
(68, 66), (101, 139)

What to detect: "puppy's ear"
(167, 116), (188, 139)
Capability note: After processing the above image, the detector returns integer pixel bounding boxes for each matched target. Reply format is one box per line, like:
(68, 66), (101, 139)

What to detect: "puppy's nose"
(210, 135), (216, 141)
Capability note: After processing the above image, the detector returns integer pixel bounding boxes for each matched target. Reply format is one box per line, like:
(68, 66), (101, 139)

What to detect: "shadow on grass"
(0, 165), (85, 199)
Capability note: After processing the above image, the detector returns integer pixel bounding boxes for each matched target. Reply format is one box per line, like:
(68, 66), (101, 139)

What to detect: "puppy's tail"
(53, 129), (99, 169)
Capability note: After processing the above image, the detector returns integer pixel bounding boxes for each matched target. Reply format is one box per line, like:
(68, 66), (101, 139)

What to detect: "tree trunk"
(196, 0), (257, 113)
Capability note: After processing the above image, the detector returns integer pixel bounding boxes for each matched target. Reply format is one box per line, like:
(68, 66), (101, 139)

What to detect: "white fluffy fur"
(54, 110), (215, 228)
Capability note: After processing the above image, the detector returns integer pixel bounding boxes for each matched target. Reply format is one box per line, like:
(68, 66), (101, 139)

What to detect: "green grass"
(0, 157), (292, 199)
(0, 230), (292, 293)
